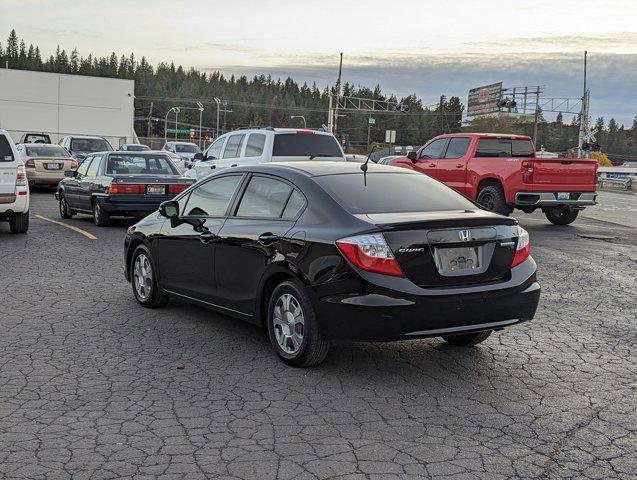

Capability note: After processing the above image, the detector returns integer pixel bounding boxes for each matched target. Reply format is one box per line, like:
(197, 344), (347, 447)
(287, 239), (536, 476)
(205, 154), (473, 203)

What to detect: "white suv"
(192, 128), (345, 181)
(0, 129), (29, 233)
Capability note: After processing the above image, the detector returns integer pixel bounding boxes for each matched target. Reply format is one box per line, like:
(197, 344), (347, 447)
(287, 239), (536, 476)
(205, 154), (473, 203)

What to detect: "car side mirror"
(159, 200), (179, 219)
(64, 170), (77, 178)
(193, 152), (204, 161)
(407, 151), (417, 162)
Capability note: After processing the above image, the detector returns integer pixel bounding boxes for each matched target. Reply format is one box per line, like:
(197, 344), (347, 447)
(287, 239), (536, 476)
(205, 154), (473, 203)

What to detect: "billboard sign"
(468, 82), (502, 116)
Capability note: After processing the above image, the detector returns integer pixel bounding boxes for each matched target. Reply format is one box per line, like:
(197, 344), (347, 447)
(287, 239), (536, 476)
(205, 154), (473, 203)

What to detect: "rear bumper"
(515, 191), (597, 207)
(26, 170), (65, 184)
(313, 260), (540, 342)
(0, 189), (29, 215)
(97, 195), (169, 214)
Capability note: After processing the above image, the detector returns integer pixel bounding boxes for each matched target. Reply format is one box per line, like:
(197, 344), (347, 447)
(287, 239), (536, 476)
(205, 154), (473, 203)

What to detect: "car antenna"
(360, 145), (377, 187)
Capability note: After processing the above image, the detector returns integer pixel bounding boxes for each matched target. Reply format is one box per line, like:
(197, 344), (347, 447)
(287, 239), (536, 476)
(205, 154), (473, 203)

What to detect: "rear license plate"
(433, 246), (482, 276)
(44, 163), (62, 170)
(557, 192), (570, 200)
(147, 185), (165, 195)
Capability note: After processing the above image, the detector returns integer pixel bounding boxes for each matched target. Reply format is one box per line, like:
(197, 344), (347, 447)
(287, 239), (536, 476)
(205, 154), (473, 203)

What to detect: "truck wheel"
(9, 212), (29, 234)
(59, 193), (74, 219)
(477, 185), (509, 216)
(93, 200), (110, 227)
(543, 207), (579, 225)
(442, 330), (492, 346)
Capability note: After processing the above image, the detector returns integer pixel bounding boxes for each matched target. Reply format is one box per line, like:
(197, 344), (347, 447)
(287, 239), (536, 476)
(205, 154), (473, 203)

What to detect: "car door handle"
(199, 232), (218, 244)
(456, 163), (463, 168)
(230, 164), (237, 167)
(428, 163), (436, 167)
(258, 233), (279, 245)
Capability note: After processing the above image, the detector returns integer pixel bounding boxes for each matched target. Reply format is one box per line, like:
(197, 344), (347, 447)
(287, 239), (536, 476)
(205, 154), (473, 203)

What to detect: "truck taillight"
(24, 159), (35, 168)
(168, 184), (189, 194)
(15, 167), (28, 186)
(109, 184), (145, 194)
(521, 161), (534, 183)
(511, 227), (531, 267)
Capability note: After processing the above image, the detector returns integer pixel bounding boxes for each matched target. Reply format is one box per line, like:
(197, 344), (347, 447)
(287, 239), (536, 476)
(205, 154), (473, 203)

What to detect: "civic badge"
(458, 230), (472, 241)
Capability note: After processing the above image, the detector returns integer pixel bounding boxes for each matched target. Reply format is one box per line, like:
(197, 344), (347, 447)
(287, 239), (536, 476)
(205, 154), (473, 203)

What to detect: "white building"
(0, 69), (136, 148)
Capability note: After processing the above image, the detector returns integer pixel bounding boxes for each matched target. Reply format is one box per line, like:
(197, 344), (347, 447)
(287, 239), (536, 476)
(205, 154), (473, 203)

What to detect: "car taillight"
(71, 159), (79, 169)
(24, 159), (35, 168)
(521, 161), (534, 183)
(15, 167), (27, 186)
(168, 184), (189, 194)
(511, 227), (531, 267)
(336, 233), (404, 277)
(109, 184), (145, 194)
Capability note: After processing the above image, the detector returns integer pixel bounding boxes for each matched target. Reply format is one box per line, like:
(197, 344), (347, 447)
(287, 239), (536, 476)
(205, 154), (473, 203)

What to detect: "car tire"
(130, 245), (170, 308)
(477, 185), (510, 216)
(59, 193), (74, 219)
(93, 200), (110, 227)
(9, 212), (29, 234)
(442, 330), (492, 346)
(267, 280), (330, 367)
(543, 207), (579, 225)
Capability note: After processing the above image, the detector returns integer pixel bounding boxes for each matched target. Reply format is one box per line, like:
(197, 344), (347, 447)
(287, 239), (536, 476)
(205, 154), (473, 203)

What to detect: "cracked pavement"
(0, 190), (635, 479)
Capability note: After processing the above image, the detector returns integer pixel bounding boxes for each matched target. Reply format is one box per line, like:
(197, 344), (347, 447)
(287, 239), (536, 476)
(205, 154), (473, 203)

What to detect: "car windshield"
(105, 154), (179, 175)
(273, 133), (342, 157)
(175, 144), (200, 153)
(315, 172), (476, 214)
(25, 145), (70, 158)
(125, 145), (150, 151)
(71, 138), (112, 152)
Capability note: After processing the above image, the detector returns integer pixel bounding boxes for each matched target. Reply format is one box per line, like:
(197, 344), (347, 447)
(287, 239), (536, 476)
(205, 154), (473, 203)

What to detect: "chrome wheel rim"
(94, 203), (100, 221)
(273, 293), (304, 355)
(133, 253), (153, 300)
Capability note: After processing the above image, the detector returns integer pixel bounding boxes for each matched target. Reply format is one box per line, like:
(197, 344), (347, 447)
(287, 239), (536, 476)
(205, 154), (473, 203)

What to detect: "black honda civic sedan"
(124, 162), (540, 367)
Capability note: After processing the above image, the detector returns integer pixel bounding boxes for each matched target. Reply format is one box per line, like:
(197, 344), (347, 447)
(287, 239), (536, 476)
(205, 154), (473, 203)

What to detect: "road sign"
(385, 130), (396, 143)
(166, 128), (191, 134)
(368, 117), (376, 125)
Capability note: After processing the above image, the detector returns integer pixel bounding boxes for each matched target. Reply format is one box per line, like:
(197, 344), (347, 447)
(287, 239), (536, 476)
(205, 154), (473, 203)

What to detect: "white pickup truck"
(192, 128), (345, 181)
(0, 129), (29, 233)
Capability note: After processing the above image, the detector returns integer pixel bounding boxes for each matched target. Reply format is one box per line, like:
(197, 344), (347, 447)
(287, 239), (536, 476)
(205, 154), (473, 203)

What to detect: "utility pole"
(147, 101), (153, 139)
(438, 95), (445, 134)
(533, 87), (541, 147)
(196, 102), (204, 148)
(213, 97), (221, 138)
(333, 53), (343, 135)
(577, 51), (588, 156)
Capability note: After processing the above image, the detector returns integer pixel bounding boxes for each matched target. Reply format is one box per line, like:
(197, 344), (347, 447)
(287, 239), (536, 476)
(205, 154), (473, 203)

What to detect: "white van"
(192, 128), (345, 181)
(0, 129), (29, 233)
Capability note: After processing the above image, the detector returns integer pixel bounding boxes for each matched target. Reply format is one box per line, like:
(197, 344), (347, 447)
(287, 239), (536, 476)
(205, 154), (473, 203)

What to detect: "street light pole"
(196, 102), (204, 148)
(164, 106), (179, 144)
(213, 97), (221, 138)
(291, 115), (307, 128)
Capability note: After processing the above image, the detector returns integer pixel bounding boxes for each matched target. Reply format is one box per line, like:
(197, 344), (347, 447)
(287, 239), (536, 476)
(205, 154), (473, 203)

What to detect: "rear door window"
(222, 134), (245, 159)
(282, 189), (306, 219)
(244, 133), (266, 157)
(183, 175), (242, 217)
(86, 155), (102, 176)
(273, 133), (342, 157)
(444, 137), (471, 158)
(235, 176), (293, 218)
(0, 135), (15, 162)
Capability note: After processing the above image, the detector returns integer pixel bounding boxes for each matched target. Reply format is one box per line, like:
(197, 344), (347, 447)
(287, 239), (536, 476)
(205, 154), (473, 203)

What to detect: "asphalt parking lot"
(0, 189), (635, 480)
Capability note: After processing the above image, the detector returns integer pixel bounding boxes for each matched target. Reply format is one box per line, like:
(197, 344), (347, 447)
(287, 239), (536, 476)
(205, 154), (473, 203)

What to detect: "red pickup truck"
(390, 133), (598, 225)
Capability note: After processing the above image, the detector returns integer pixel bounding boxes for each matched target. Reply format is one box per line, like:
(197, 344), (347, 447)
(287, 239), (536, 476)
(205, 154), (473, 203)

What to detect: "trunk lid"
(363, 210), (519, 288)
(531, 158), (597, 187)
(33, 157), (74, 173)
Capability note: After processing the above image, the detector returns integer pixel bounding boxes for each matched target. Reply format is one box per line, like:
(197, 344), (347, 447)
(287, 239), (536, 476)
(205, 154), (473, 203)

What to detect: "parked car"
(58, 135), (113, 164)
(16, 143), (78, 186)
(56, 151), (194, 227)
(621, 161), (637, 167)
(124, 162), (540, 367)
(192, 128), (345, 181)
(0, 129), (29, 233)
(390, 133), (598, 225)
(120, 144), (151, 152)
(163, 141), (201, 169)
(376, 155), (398, 165)
(19, 132), (52, 144)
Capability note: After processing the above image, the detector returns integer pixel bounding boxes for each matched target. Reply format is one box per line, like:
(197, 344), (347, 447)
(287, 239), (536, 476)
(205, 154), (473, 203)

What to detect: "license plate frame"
(557, 192), (570, 200)
(433, 246), (483, 276)
(147, 184), (165, 195)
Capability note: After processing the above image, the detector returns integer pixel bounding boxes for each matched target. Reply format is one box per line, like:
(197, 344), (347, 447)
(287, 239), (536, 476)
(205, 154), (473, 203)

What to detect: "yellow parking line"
(35, 215), (97, 240)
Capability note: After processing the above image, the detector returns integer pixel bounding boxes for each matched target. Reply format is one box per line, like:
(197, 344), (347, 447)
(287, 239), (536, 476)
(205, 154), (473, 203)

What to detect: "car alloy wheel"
(272, 293), (305, 355)
(133, 253), (153, 301)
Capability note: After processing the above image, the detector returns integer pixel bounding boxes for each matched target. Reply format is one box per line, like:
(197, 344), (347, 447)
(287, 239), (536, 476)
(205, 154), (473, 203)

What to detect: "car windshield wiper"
(309, 154), (336, 160)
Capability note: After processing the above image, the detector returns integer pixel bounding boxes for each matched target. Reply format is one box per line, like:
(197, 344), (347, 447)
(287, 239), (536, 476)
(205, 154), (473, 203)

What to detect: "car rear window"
(273, 133), (342, 157)
(315, 172), (475, 214)
(71, 138), (112, 152)
(25, 145), (70, 157)
(0, 135), (15, 162)
(106, 154), (178, 175)
(475, 138), (534, 158)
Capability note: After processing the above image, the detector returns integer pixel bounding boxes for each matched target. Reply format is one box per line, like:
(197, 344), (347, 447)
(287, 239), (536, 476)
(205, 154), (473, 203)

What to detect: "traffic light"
(204, 134), (210, 142)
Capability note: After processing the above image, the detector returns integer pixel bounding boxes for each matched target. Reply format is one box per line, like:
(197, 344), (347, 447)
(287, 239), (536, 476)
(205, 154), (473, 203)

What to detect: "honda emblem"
(458, 230), (472, 241)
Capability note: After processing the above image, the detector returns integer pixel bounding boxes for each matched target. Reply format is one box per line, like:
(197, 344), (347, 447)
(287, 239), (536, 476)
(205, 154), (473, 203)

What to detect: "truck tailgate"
(532, 158), (597, 188)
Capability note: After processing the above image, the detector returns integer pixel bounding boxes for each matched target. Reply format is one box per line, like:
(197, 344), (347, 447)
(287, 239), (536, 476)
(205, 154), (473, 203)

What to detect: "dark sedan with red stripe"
(56, 151), (194, 226)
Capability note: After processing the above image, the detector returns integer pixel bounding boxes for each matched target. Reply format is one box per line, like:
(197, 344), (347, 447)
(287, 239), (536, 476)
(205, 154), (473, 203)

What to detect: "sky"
(3, 0), (637, 124)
